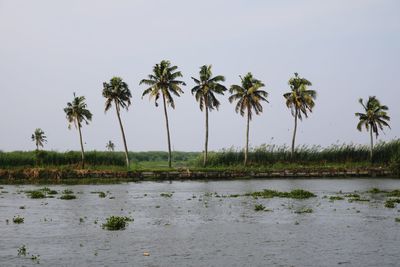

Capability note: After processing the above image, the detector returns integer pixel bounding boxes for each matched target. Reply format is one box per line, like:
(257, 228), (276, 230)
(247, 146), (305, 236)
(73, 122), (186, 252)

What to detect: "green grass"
(1, 140), (398, 169)
(194, 140), (400, 166)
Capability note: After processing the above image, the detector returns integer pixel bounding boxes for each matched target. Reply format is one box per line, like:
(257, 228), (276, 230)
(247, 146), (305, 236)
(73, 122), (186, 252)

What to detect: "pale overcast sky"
(0, 0), (399, 152)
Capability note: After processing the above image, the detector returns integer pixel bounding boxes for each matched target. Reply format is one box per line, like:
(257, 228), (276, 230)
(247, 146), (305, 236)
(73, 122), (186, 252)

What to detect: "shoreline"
(0, 167), (394, 184)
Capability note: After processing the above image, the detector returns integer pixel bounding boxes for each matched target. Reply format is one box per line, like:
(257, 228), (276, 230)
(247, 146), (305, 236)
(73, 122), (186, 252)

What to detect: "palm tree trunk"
(77, 123), (85, 169)
(115, 101), (130, 168)
(370, 126), (374, 160)
(162, 93), (172, 168)
(204, 98), (209, 167)
(244, 108), (250, 166)
(291, 109), (298, 159)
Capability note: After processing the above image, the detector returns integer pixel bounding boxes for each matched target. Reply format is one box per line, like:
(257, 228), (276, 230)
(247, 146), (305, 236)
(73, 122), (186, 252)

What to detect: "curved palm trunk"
(370, 126), (374, 160)
(162, 93), (172, 168)
(77, 123), (85, 169)
(291, 109), (298, 159)
(204, 98), (209, 167)
(244, 108), (250, 166)
(115, 101), (130, 168)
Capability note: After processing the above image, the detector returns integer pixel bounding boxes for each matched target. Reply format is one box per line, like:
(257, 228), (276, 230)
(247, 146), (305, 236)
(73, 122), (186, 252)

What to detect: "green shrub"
(102, 216), (133, 230)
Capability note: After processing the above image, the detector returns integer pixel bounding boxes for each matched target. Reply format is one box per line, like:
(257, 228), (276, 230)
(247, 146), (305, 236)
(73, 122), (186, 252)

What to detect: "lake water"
(1, 178), (400, 266)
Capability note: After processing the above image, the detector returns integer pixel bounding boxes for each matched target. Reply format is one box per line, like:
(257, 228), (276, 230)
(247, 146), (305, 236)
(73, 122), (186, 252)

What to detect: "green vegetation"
(244, 189), (316, 199)
(229, 73), (268, 165)
(18, 245), (27, 256)
(329, 196), (344, 201)
(141, 60), (186, 168)
(390, 150), (400, 176)
(102, 216), (133, 230)
(60, 194), (76, 200)
(254, 204), (266, 211)
(106, 140), (115, 152)
(395, 217), (400, 223)
(191, 65), (227, 167)
(355, 96), (391, 159)
(385, 198), (400, 208)
(64, 93), (93, 168)
(294, 207), (313, 214)
(196, 140), (400, 166)
(1, 141), (398, 169)
(98, 192), (106, 198)
(283, 73), (316, 158)
(13, 216), (24, 224)
(102, 77), (132, 168)
(31, 128), (47, 151)
(27, 190), (46, 199)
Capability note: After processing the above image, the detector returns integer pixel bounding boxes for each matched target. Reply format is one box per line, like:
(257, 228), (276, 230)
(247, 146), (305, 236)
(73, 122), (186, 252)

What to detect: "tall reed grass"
(197, 140), (400, 166)
(0, 151), (199, 168)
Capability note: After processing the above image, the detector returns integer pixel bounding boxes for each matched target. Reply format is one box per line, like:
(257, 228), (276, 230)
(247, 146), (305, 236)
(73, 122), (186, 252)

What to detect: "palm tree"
(106, 140), (115, 152)
(64, 93), (93, 168)
(283, 73), (317, 158)
(355, 96), (390, 159)
(102, 77), (132, 168)
(140, 60), (186, 168)
(191, 65), (227, 166)
(31, 128), (47, 151)
(229, 73), (268, 166)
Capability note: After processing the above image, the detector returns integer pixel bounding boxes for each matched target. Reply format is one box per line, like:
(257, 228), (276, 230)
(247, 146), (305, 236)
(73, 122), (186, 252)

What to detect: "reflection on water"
(0, 178), (400, 267)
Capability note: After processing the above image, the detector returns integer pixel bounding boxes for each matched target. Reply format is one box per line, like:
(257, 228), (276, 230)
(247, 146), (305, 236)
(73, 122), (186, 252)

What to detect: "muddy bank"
(0, 167), (394, 183)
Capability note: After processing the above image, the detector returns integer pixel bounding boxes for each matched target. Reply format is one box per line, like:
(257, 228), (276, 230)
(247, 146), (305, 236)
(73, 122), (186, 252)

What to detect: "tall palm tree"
(283, 73), (316, 158)
(64, 93), (93, 168)
(31, 128), (47, 151)
(102, 77), (132, 168)
(229, 73), (268, 166)
(191, 65), (227, 167)
(140, 60), (186, 168)
(355, 96), (390, 159)
(106, 140), (115, 152)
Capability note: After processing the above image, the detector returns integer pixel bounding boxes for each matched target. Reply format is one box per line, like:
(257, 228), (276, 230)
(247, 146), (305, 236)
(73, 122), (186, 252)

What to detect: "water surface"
(1, 178), (400, 266)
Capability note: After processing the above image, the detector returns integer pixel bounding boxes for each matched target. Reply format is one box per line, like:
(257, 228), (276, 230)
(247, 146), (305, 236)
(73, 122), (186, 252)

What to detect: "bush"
(102, 216), (133, 230)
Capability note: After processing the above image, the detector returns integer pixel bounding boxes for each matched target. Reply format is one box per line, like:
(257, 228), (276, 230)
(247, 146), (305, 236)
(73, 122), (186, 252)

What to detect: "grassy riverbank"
(1, 140), (399, 168)
(0, 140), (399, 183)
